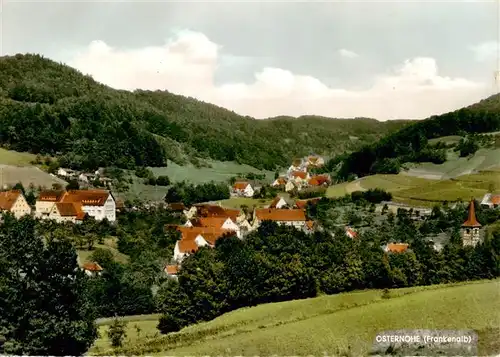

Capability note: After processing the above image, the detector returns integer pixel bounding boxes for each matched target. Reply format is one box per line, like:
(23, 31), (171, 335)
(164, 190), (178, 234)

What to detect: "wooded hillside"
(337, 94), (500, 178)
(0, 54), (409, 171)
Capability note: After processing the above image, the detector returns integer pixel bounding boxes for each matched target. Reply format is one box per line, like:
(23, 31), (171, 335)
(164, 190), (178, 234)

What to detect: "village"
(0, 154), (499, 280)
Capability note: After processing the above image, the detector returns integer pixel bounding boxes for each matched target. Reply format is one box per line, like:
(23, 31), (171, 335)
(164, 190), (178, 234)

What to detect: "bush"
(157, 314), (182, 334)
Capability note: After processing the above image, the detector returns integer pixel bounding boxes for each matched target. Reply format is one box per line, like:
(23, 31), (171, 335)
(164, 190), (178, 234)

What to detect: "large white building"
(36, 189), (116, 223)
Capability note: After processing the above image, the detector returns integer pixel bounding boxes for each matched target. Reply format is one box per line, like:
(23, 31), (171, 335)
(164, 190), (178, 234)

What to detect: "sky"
(2, 0), (500, 120)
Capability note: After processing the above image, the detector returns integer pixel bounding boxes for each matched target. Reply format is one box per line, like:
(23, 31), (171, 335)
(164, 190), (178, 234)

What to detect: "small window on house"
(466, 229), (471, 234)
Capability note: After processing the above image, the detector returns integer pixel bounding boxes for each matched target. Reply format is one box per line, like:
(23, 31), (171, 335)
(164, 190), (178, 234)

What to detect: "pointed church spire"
(462, 199), (481, 228)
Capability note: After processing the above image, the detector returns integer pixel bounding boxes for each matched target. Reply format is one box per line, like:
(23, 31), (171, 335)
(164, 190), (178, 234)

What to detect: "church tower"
(461, 199), (482, 246)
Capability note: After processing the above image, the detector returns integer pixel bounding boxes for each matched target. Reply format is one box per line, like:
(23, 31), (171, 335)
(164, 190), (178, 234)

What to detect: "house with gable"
(185, 216), (241, 238)
(268, 196), (288, 209)
(172, 226), (237, 262)
(35, 190), (66, 218)
(272, 177), (288, 188)
(231, 181), (255, 197)
(36, 189), (116, 223)
(48, 202), (86, 224)
(82, 262), (103, 277)
(480, 193), (500, 209)
(307, 174), (331, 187)
(305, 155), (325, 169)
(383, 243), (409, 253)
(60, 190), (116, 222)
(290, 171), (310, 184)
(164, 264), (179, 279)
(0, 190), (32, 219)
(252, 208), (307, 229)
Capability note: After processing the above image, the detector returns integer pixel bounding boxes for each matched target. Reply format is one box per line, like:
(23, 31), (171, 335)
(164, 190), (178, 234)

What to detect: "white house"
(164, 265), (179, 279)
(480, 193), (500, 208)
(0, 190), (32, 219)
(268, 196), (288, 209)
(61, 190), (116, 222)
(285, 181), (297, 192)
(232, 181), (254, 197)
(272, 177), (288, 187)
(38, 189), (116, 223)
(57, 168), (70, 177)
(82, 262), (103, 277)
(48, 202), (85, 224)
(35, 190), (65, 218)
(252, 208), (307, 229)
(78, 173), (89, 183)
(188, 216), (241, 238)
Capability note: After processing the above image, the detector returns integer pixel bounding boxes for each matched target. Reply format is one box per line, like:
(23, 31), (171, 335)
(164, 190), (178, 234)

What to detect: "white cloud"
(469, 41), (497, 62)
(68, 30), (490, 120)
(338, 48), (359, 59)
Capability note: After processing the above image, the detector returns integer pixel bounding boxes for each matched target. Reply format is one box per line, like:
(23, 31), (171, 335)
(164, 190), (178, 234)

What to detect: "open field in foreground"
(89, 279), (500, 356)
(326, 170), (500, 207)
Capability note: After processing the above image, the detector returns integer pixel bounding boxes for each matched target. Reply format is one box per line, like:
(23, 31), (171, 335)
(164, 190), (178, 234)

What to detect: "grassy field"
(0, 164), (65, 189)
(405, 148), (500, 179)
(0, 148), (38, 166)
(89, 279), (500, 356)
(217, 197), (273, 209)
(150, 160), (274, 184)
(77, 237), (129, 266)
(326, 169), (500, 207)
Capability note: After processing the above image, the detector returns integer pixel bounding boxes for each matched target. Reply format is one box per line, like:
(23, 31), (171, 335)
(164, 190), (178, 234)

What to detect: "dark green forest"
(336, 95), (500, 179)
(0, 54), (408, 171)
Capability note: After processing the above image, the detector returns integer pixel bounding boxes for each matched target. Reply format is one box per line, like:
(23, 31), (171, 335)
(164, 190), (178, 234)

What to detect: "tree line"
(335, 106), (500, 179)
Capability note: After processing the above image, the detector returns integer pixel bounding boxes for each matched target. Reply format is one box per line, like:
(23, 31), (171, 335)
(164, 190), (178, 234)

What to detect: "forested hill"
(337, 93), (500, 179)
(0, 54), (409, 171)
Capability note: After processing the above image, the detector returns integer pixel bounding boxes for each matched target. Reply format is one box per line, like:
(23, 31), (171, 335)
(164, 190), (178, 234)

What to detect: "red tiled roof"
(305, 220), (315, 230)
(82, 262), (103, 272)
(291, 171), (307, 179)
(61, 190), (110, 207)
(273, 177), (287, 186)
(191, 216), (232, 228)
(255, 208), (307, 222)
(178, 239), (199, 254)
(175, 226), (234, 253)
(196, 204), (241, 221)
(55, 202), (85, 220)
(490, 195), (500, 205)
(164, 265), (179, 275)
(346, 227), (358, 239)
(233, 181), (250, 190)
(386, 243), (409, 253)
(169, 202), (186, 211)
(308, 175), (330, 186)
(462, 200), (481, 227)
(0, 190), (22, 211)
(38, 190), (65, 202)
(295, 198), (321, 209)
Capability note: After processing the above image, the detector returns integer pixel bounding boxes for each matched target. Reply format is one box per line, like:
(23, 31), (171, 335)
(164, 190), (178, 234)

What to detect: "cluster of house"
(0, 188), (116, 223)
(55, 167), (112, 186)
(230, 156), (331, 197)
(163, 196), (354, 278)
(272, 156), (331, 192)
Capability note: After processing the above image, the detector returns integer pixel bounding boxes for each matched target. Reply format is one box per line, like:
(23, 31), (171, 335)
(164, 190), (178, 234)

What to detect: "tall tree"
(0, 215), (98, 355)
